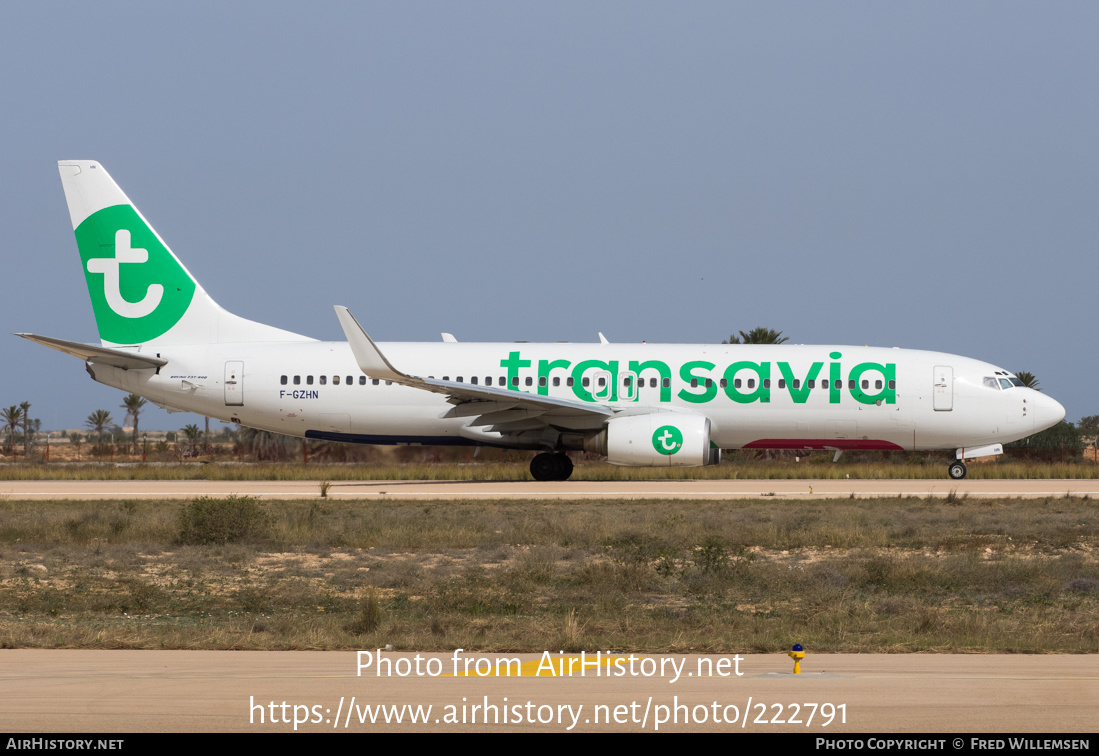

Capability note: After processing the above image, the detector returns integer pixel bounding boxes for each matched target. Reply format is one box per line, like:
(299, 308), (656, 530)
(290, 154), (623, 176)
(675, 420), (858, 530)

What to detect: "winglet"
(333, 306), (407, 382)
(332, 306), (614, 419)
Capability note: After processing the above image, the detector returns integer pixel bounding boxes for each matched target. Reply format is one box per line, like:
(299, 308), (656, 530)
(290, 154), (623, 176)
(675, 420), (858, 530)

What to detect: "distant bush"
(1065, 578), (1099, 594)
(348, 588), (383, 635)
(177, 495), (272, 544)
(1006, 421), (1084, 461)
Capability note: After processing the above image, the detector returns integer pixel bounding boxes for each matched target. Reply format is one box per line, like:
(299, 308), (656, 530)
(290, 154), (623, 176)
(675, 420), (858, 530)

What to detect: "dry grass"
(1, 495), (1096, 652)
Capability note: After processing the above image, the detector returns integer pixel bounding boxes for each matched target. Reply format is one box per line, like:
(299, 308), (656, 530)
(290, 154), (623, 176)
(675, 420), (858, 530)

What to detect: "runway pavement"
(1, 651), (1095, 733)
(3, 478), (1099, 499)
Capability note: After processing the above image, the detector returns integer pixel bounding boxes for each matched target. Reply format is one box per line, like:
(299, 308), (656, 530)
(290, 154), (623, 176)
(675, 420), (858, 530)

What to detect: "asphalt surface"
(1, 651), (1096, 733)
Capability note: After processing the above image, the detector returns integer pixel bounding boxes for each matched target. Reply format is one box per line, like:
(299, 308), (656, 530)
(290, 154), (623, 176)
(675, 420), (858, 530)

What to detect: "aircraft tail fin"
(58, 161), (312, 347)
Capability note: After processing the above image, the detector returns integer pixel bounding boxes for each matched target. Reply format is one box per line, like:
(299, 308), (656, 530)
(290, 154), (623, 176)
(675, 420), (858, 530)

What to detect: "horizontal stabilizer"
(16, 333), (167, 370)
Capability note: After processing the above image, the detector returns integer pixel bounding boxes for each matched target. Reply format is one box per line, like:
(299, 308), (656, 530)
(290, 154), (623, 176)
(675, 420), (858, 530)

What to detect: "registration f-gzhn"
(20, 161), (1066, 481)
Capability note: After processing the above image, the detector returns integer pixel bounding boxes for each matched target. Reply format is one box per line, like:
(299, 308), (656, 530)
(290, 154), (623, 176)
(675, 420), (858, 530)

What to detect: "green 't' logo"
(75, 205), (195, 343)
(652, 425), (683, 455)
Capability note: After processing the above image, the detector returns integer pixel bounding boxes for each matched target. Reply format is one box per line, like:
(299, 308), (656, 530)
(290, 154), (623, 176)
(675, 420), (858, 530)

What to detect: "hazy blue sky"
(2, 2), (1096, 432)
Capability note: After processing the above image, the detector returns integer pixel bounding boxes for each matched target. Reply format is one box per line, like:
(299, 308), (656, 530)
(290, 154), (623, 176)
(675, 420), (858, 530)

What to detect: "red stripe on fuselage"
(741, 439), (905, 451)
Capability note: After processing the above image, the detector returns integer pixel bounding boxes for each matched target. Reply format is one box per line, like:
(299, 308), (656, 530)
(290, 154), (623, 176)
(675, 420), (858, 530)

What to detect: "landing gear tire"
(948, 461), (967, 480)
(530, 452), (574, 482)
(555, 453), (573, 481)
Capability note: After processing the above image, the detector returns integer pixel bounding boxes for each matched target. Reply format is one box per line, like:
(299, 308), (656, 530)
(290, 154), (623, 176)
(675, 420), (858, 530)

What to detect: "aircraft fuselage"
(88, 340), (1061, 454)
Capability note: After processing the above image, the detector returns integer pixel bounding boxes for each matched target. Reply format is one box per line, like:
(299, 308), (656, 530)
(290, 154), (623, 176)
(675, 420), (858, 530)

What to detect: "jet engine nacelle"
(588, 413), (715, 467)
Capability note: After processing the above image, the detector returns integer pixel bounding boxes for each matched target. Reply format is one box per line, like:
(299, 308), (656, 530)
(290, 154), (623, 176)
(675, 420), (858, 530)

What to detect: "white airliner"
(19, 161), (1066, 481)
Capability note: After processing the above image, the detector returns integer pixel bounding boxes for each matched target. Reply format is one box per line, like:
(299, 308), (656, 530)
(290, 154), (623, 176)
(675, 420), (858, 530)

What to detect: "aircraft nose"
(1030, 391), (1066, 432)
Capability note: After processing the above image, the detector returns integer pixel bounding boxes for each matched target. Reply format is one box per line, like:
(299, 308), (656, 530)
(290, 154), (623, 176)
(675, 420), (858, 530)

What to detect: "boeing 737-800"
(18, 161), (1066, 481)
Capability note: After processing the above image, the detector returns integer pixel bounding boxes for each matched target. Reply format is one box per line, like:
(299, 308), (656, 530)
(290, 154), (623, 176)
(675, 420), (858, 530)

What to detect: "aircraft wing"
(16, 333), (168, 370)
(334, 307), (614, 432)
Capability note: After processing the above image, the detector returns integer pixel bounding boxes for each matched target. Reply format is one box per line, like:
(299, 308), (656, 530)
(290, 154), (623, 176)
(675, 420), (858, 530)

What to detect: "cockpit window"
(1009, 377), (1024, 387)
(983, 377), (1000, 390)
(999, 378), (1014, 390)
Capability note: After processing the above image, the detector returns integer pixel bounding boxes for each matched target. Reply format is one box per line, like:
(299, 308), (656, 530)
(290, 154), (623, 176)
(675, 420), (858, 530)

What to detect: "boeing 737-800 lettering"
(18, 161), (1066, 481)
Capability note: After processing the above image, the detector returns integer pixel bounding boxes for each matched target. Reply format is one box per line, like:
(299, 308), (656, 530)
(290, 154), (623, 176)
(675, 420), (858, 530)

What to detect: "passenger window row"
(280, 375), (387, 386)
(279, 374), (894, 391)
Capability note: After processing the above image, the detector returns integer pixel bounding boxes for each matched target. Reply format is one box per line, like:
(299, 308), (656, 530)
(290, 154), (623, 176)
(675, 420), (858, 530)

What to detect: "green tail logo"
(75, 205), (195, 343)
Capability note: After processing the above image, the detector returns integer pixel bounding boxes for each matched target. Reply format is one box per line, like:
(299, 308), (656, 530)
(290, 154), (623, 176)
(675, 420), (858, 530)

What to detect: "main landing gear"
(948, 461), (967, 480)
(530, 452), (574, 482)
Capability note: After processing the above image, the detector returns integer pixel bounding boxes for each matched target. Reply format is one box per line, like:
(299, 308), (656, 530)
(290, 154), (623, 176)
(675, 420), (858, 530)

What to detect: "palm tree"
(2, 405), (22, 457)
(1079, 416), (1099, 432)
(85, 409), (114, 454)
(723, 328), (789, 345)
(182, 424), (202, 456)
(1014, 371), (1040, 391)
(19, 401), (32, 457)
(121, 394), (148, 456)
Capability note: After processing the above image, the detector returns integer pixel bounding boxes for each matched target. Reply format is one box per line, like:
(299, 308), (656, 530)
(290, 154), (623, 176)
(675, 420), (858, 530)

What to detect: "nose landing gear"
(948, 461), (967, 480)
